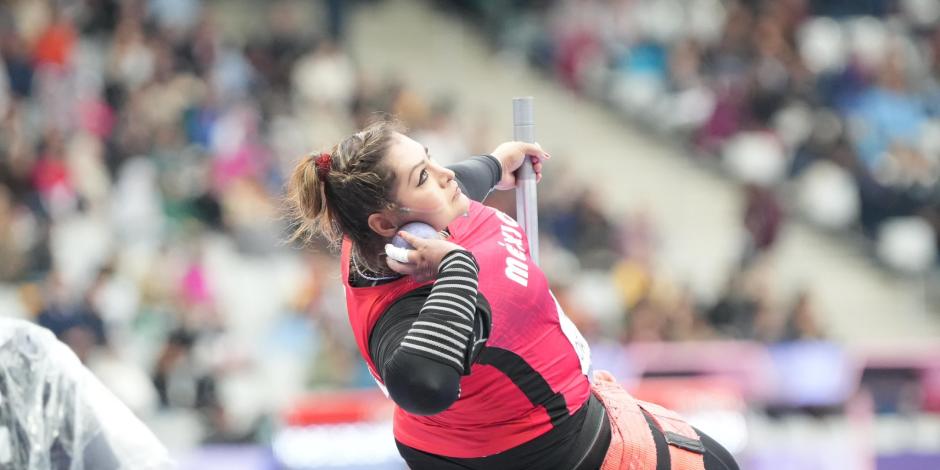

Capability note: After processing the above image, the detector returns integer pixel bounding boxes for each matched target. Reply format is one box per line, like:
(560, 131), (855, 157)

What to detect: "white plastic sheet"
(0, 318), (172, 469)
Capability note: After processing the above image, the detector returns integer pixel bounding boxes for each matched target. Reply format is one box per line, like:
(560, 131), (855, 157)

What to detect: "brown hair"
(286, 120), (401, 274)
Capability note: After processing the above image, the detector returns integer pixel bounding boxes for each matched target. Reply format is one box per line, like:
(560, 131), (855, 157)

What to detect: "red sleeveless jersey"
(342, 201), (592, 458)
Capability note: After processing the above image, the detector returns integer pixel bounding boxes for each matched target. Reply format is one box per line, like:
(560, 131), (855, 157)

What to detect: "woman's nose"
(437, 165), (455, 185)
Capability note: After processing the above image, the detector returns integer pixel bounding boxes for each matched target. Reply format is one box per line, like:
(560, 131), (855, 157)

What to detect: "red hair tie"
(314, 152), (332, 181)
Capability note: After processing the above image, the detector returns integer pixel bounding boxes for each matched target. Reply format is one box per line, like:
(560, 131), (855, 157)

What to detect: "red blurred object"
(629, 377), (746, 414)
(32, 156), (71, 195)
(283, 389), (393, 426)
(33, 21), (76, 66)
(921, 368), (940, 412)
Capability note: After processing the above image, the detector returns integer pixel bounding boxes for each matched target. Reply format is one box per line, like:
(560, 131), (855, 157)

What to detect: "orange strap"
(590, 371), (706, 470)
(637, 400), (706, 470)
(591, 376), (657, 470)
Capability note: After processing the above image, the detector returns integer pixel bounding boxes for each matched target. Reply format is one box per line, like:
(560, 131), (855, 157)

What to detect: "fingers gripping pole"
(513, 97), (539, 266)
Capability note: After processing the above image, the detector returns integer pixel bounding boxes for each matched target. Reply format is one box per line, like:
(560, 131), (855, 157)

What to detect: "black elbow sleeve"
(384, 351), (461, 415)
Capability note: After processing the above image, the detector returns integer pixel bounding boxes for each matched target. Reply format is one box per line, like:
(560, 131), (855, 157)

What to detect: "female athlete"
(286, 120), (738, 470)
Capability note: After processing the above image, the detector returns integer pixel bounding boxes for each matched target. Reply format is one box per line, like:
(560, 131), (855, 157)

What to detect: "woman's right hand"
(385, 231), (465, 282)
(490, 141), (550, 190)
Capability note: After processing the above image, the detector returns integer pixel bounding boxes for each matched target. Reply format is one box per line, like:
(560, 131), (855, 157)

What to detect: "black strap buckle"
(664, 431), (706, 454)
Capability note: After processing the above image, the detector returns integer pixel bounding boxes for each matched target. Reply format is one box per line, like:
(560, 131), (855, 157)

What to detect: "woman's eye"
(418, 169), (428, 185)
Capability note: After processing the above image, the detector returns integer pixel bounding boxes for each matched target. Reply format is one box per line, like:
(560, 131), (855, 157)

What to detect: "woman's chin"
(440, 198), (470, 228)
(457, 195), (471, 215)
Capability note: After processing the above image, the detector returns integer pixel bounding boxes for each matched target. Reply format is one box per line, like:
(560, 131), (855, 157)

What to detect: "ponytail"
(285, 119), (402, 273)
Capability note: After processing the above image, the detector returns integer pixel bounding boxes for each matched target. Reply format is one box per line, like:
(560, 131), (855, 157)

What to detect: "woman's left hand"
(490, 141), (551, 190)
(385, 231), (465, 283)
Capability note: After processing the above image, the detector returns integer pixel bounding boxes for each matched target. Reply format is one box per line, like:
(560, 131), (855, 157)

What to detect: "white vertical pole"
(513, 97), (539, 266)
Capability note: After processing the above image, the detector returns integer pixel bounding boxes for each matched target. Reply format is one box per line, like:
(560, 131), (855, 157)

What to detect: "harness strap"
(643, 411), (670, 470)
(591, 376), (657, 469)
(568, 394), (611, 470)
(591, 370), (707, 470)
(637, 400), (706, 470)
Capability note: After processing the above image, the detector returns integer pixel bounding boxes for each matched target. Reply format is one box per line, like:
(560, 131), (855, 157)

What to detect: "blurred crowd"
(535, 182), (825, 346)
(0, 0), (375, 445)
(0, 0), (839, 448)
(450, 0), (940, 274)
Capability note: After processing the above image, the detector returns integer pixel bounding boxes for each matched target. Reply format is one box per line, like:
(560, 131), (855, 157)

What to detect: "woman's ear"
(368, 211), (399, 238)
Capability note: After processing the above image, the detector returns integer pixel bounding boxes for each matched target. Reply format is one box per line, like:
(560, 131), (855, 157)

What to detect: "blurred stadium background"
(1, 0), (940, 468)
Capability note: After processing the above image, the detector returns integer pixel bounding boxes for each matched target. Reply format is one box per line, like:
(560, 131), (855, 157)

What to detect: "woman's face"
(384, 132), (470, 231)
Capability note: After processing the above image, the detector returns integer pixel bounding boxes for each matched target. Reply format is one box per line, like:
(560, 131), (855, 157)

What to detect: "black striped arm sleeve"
(369, 250), (489, 415)
(397, 250), (479, 372)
